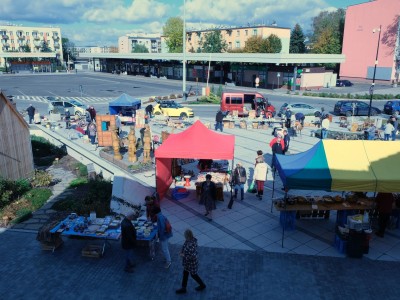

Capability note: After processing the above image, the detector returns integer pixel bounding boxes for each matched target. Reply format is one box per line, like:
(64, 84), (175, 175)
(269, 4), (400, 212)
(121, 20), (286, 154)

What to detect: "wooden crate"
(81, 244), (104, 258)
(41, 238), (63, 252)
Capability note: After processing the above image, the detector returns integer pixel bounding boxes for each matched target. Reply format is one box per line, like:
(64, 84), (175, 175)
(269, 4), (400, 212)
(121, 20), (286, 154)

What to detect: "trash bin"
(363, 229), (372, 254)
(347, 229), (364, 258)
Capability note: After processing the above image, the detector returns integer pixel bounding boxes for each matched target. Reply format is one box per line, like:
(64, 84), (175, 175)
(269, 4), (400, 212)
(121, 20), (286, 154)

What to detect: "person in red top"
(375, 192), (395, 238)
(269, 136), (285, 170)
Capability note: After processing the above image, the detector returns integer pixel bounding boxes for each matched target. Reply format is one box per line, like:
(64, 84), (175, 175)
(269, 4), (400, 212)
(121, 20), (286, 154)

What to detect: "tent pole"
(271, 168), (276, 213)
(228, 159), (235, 209)
(281, 191), (288, 248)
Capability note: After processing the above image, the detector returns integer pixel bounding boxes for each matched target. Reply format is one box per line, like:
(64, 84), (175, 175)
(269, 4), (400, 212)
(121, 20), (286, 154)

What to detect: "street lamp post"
(182, 0), (187, 101)
(368, 25), (382, 119)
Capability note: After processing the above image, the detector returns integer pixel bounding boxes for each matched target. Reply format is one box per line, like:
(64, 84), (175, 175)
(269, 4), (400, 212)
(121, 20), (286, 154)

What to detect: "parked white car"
(48, 99), (86, 116)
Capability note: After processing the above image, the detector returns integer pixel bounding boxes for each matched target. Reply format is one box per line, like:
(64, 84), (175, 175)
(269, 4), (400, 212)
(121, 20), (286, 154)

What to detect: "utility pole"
(368, 25), (382, 119)
(182, 0), (187, 100)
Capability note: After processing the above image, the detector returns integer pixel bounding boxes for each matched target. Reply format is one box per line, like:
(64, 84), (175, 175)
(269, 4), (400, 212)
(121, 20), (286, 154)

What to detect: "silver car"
(48, 100), (86, 116)
(279, 102), (320, 117)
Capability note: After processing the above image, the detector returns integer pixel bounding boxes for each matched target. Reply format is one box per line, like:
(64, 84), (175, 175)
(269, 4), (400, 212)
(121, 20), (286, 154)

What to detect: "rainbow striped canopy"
(275, 140), (400, 193)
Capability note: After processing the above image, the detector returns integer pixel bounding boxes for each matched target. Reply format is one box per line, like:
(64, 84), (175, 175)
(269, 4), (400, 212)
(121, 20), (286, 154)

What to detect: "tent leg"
(271, 168), (276, 213)
(228, 159), (235, 209)
(281, 192), (288, 248)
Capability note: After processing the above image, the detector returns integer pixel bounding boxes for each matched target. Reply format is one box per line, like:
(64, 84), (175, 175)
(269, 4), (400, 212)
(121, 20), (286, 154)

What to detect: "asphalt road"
(1, 71), (393, 118)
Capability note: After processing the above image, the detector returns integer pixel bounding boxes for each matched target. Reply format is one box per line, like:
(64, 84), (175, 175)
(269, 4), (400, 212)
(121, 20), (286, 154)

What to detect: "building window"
(245, 30), (248, 36)
(253, 29), (258, 36)
(26, 32), (29, 36)
(236, 30), (240, 37)
(235, 41), (240, 48)
(11, 39), (14, 43)
(40, 32), (43, 36)
(228, 42), (232, 50)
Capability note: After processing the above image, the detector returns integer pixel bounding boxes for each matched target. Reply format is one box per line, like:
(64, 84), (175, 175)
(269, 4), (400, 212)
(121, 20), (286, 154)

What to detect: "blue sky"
(0, 0), (368, 46)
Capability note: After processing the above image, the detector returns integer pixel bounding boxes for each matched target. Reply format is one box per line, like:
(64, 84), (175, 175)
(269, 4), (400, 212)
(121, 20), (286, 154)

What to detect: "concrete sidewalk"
(1, 113), (399, 298)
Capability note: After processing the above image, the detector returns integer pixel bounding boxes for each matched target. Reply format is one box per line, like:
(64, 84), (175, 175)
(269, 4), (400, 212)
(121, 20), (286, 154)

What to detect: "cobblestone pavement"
(1, 229), (400, 300)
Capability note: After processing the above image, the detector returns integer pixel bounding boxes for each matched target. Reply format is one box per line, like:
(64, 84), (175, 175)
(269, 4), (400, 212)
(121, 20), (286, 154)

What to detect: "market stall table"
(50, 215), (122, 257)
(195, 172), (230, 201)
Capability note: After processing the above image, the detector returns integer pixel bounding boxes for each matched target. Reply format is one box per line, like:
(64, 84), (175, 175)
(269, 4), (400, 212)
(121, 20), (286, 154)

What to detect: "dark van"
(220, 92), (275, 117)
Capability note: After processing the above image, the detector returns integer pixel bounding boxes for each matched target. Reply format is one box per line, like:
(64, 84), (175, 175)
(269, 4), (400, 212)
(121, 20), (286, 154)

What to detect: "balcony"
(33, 40), (41, 47)
(18, 35), (25, 40)
(2, 34), (9, 40)
(2, 42), (10, 47)
(54, 43), (60, 48)
(52, 35), (59, 40)
(33, 35), (40, 40)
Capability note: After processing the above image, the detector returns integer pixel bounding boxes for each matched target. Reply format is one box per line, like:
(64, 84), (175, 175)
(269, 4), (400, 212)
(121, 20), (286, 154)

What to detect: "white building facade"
(118, 33), (161, 54)
(0, 24), (63, 67)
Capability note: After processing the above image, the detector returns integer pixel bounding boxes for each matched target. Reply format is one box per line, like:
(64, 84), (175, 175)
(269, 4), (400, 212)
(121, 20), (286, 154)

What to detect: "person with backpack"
(232, 162), (247, 201)
(121, 212), (137, 273)
(153, 207), (173, 269)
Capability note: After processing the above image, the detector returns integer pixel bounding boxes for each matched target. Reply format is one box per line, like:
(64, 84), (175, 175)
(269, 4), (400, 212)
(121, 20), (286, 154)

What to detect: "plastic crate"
(334, 234), (347, 254)
(172, 186), (189, 200)
(347, 216), (370, 230)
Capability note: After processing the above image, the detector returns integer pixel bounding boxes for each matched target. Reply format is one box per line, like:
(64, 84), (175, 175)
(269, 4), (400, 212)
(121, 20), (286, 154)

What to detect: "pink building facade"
(340, 0), (400, 82)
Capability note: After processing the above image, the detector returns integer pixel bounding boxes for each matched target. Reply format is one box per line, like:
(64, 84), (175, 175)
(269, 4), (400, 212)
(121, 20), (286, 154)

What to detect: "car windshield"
(69, 100), (84, 107)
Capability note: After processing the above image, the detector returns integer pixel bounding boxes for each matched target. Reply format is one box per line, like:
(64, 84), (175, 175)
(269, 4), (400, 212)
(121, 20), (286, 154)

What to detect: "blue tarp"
(108, 93), (141, 115)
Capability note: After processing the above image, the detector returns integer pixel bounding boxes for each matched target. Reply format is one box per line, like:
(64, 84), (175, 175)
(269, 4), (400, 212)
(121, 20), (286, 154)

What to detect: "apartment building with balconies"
(0, 24), (63, 67)
(118, 33), (161, 54)
(186, 24), (291, 53)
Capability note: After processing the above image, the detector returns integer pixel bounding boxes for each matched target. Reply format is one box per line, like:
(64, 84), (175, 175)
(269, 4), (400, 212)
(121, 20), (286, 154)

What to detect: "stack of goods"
(196, 172), (228, 186)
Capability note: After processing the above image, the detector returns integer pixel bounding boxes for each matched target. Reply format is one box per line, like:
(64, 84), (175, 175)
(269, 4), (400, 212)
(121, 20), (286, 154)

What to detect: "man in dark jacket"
(121, 212), (137, 273)
(282, 129), (290, 155)
(26, 104), (35, 124)
(284, 108), (292, 129)
(215, 110), (224, 132)
(232, 162), (247, 200)
(145, 104), (153, 118)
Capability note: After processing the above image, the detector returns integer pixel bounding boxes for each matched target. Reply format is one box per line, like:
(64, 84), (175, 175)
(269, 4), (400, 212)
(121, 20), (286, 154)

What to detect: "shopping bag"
(247, 181), (257, 193)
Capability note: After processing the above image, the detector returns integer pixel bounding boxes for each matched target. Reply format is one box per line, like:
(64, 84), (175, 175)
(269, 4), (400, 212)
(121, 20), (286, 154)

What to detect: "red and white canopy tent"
(154, 121), (235, 199)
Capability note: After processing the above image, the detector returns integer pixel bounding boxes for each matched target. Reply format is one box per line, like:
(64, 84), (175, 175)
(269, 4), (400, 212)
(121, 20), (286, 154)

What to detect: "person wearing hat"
(121, 212), (137, 273)
(284, 107), (292, 129)
(232, 162), (247, 200)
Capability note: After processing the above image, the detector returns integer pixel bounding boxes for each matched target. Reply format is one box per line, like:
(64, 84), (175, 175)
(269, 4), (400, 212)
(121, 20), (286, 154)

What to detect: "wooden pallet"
(81, 244), (104, 258)
(41, 238), (63, 252)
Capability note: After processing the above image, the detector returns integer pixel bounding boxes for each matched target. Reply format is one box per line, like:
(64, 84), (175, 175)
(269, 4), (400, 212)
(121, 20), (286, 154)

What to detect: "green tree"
(290, 24), (306, 53)
(244, 36), (264, 53)
(132, 44), (149, 53)
(21, 44), (31, 52)
(312, 28), (341, 54)
(265, 34), (282, 53)
(199, 30), (227, 53)
(163, 17), (183, 53)
(62, 37), (76, 62)
(310, 9), (345, 54)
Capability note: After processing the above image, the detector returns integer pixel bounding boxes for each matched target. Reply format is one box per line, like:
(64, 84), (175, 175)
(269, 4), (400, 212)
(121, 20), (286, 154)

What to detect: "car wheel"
(314, 111), (321, 118)
(154, 111), (161, 115)
(345, 111), (352, 117)
(180, 112), (188, 120)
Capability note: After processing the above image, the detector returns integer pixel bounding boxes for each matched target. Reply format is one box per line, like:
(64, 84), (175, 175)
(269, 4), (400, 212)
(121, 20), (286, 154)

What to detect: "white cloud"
(83, 0), (169, 23)
(185, 0), (334, 30)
